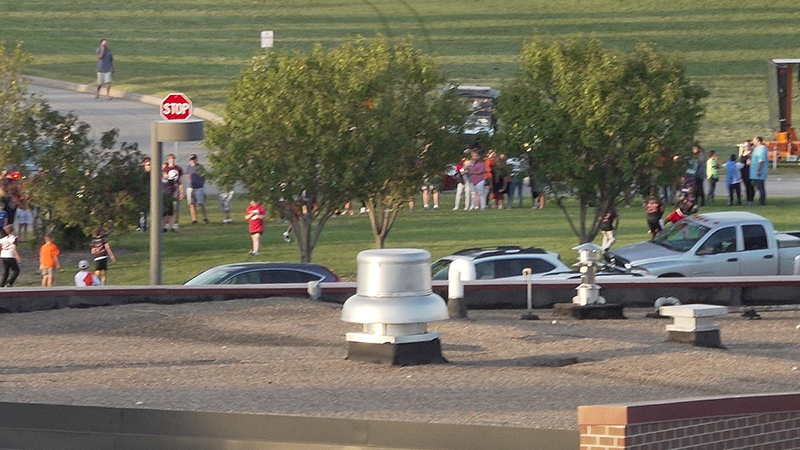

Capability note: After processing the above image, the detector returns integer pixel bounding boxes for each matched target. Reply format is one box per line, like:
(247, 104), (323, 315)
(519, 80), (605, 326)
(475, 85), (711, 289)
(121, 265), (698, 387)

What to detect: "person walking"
(95, 39), (114, 99)
(724, 154), (744, 206)
(74, 260), (101, 286)
(599, 206), (619, 250)
(245, 199), (265, 256)
(90, 228), (116, 284)
(185, 154), (209, 224)
(750, 136), (768, 205)
(39, 234), (61, 287)
(0, 225), (21, 287)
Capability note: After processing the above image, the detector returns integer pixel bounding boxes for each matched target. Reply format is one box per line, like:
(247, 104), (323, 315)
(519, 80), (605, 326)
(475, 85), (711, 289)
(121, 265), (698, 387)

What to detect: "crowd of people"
(639, 136), (770, 241)
(449, 147), (545, 212)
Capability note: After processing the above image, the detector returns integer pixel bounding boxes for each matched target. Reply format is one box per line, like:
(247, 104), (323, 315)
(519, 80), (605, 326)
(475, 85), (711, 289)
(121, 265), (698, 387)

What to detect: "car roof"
(211, 262), (327, 269)
(448, 246), (550, 260)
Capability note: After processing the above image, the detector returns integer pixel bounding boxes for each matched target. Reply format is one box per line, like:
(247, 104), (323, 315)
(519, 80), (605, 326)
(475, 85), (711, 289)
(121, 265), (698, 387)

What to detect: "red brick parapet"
(578, 393), (800, 450)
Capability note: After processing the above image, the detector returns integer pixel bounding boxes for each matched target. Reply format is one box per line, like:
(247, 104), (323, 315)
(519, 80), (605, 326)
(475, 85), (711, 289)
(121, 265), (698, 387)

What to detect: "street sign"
(160, 93), (193, 121)
(261, 30), (274, 48)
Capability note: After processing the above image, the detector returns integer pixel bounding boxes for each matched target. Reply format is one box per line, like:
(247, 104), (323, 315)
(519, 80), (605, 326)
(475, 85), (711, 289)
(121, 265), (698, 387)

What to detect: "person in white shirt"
(74, 260), (101, 286)
(0, 224), (22, 287)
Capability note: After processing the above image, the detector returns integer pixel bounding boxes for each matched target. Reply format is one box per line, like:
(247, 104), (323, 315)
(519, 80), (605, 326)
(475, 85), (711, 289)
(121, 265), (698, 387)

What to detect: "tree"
(497, 37), (707, 243)
(0, 41), (36, 168)
(23, 105), (146, 246)
(206, 36), (464, 261)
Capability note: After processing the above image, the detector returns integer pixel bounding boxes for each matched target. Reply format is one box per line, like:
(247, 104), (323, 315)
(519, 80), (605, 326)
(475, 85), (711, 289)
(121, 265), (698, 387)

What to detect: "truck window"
(742, 225), (769, 251)
(698, 227), (737, 254)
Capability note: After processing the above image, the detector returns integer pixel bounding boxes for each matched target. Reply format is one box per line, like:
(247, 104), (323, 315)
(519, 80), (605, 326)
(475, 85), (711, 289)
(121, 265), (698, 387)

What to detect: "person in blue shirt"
(749, 136), (768, 205)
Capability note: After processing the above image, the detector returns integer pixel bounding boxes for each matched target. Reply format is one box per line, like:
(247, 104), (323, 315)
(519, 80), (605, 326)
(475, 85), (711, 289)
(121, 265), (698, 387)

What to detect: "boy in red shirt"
(245, 199), (265, 256)
(39, 234), (61, 286)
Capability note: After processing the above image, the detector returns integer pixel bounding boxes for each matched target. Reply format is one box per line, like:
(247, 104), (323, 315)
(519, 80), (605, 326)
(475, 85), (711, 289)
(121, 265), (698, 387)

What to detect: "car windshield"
(184, 267), (233, 285)
(431, 259), (452, 280)
(652, 221), (711, 252)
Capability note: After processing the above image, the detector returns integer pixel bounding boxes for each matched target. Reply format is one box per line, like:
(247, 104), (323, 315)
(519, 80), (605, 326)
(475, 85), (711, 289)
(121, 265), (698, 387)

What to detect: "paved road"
(27, 77), (800, 198)
(27, 77), (222, 193)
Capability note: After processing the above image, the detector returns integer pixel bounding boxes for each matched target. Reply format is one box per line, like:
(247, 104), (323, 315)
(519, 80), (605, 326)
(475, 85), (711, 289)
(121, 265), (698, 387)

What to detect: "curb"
(25, 75), (224, 123)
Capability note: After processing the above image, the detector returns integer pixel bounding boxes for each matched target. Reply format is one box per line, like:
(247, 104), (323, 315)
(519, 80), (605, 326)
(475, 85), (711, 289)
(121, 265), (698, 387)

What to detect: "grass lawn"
(2, 0), (800, 154)
(13, 192), (800, 287)
(3, 1), (800, 285)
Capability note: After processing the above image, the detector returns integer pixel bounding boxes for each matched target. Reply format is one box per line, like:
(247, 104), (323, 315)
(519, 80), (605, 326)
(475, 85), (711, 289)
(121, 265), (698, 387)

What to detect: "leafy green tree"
(206, 36), (464, 260)
(24, 105), (145, 246)
(0, 41), (36, 168)
(498, 37), (707, 243)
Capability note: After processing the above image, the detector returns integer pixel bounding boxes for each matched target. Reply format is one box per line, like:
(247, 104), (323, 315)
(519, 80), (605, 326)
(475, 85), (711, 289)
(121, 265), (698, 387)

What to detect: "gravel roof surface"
(2, 298), (800, 431)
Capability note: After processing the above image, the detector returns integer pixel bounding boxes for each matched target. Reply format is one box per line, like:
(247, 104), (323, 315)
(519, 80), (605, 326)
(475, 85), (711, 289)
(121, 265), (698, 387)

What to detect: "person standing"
(0, 225), (21, 287)
(599, 206), (619, 250)
(740, 141), (755, 204)
(724, 154), (744, 206)
(508, 152), (529, 208)
(74, 260), (101, 286)
(705, 150), (719, 204)
(691, 145), (707, 206)
(468, 150), (487, 210)
(245, 199), (265, 256)
(162, 153), (184, 228)
(95, 39), (114, 99)
(750, 136), (769, 205)
(219, 187), (235, 224)
(185, 154), (209, 224)
(90, 228), (116, 284)
(452, 155), (470, 210)
(39, 234), (61, 287)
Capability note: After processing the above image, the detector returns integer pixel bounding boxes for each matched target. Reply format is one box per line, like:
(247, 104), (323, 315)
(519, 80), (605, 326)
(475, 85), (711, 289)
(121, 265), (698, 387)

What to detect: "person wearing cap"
(185, 154), (209, 224)
(74, 260), (101, 286)
(161, 153), (184, 230)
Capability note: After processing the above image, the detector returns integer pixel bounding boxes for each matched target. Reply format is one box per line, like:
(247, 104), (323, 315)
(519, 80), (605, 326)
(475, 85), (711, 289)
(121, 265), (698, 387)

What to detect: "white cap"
(78, 260), (89, 269)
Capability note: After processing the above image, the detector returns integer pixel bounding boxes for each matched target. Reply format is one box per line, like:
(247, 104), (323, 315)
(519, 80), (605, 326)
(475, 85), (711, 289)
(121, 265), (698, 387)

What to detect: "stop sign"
(160, 93), (193, 120)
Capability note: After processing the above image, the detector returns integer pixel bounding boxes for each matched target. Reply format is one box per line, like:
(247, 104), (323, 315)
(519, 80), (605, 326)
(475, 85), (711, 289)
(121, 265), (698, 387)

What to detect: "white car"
(431, 246), (571, 280)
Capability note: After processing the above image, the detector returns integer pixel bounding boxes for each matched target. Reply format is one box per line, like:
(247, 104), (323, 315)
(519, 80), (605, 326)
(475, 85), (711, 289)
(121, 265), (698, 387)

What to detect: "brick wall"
(578, 393), (800, 450)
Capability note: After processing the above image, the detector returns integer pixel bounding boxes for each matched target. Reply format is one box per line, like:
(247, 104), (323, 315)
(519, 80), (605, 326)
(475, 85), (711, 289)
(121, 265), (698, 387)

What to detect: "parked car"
(606, 211), (800, 277)
(455, 85), (499, 137)
(431, 246), (572, 280)
(184, 262), (340, 285)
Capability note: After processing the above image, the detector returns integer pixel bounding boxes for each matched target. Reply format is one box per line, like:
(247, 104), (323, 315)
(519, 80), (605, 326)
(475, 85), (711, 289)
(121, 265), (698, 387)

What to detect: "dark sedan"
(184, 262), (340, 285)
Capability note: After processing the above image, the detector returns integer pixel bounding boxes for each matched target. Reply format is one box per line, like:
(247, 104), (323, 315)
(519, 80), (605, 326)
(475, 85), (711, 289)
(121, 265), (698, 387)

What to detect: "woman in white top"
(0, 224), (22, 287)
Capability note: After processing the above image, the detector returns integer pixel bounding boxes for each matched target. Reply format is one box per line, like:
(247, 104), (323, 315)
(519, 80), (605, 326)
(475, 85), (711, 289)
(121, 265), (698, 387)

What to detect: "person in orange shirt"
(39, 234), (61, 286)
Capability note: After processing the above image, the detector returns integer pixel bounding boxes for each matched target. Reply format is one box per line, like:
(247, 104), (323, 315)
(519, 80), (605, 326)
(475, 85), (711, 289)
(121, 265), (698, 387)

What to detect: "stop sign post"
(160, 93), (193, 121)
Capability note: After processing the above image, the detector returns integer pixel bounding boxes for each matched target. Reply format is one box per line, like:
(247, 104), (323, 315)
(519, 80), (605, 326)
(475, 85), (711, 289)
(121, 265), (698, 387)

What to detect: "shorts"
(97, 71), (112, 85)
(187, 187), (206, 205)
(41, 267), (55, 276)
(250, 231), (263, 236)
(219, 191), (234, 211)
(94, 257), (109, 271)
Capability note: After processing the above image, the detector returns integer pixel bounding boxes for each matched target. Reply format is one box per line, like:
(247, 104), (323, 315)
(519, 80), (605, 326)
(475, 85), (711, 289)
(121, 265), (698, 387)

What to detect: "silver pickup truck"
(606, 211), (800, 277)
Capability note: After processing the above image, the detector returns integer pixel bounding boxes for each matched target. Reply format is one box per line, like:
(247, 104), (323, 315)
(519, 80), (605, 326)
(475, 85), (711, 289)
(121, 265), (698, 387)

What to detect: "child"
(724, 154), (745, 206)
(74, 260), (101, 286)
(90, 228), (116, 284)
(600, 206), (619, 250)
(245, 199), (265, 256)
(644, 196), (665, 238)
(39, 234), (61, 286)
(0, 224), (21, 287)
(666, 189), (699, 225)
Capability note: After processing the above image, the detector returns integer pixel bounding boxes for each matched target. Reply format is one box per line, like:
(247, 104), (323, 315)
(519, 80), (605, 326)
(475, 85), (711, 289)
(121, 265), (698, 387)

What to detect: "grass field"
(3, 0), (800, 153)
(3, 1), (800, 286)
(12, 192), (800, 287)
